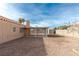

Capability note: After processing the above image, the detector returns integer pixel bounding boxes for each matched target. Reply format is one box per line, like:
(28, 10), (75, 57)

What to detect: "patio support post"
(45, 28), (48, 37)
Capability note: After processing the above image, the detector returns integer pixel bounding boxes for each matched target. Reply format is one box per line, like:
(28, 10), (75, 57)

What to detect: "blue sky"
(1, 3), (79, 27)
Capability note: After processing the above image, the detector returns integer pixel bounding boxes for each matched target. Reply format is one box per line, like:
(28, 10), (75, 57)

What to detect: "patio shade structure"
(23, 27), (48, 37)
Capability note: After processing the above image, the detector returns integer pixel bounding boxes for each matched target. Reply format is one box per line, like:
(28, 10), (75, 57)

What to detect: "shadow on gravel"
(48, 34), (64, 37)
(0, 36), (47, 56)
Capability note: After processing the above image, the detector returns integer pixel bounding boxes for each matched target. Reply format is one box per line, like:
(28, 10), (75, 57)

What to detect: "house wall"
(0, 16), (24, 44)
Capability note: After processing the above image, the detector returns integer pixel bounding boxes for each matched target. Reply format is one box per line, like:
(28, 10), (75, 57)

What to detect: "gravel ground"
(0, 35), (79, 56)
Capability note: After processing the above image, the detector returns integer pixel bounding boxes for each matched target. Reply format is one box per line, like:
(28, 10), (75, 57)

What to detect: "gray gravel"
(0, 35), (79, 56)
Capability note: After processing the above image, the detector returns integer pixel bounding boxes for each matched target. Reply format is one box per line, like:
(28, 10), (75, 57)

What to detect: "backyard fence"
(56, 30), (79, 38)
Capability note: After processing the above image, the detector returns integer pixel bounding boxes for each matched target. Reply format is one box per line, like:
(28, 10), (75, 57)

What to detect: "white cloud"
(30, 19), (68, 27)
(0, 3), (8, 16)
(1, 3), (79, 28)
(0, 3), (27, 21)
(0, 3), (16, 20)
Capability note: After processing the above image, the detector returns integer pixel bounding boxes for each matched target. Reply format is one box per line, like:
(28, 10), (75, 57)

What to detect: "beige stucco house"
(0, 16), (49, 44)
(0, 16), (24, 44)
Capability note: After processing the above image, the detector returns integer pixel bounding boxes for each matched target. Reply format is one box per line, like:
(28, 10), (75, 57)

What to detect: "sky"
(1, 3), (79, 27)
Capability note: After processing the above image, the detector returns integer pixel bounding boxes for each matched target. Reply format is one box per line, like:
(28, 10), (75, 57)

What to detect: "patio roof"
(21, 27), (48, 29)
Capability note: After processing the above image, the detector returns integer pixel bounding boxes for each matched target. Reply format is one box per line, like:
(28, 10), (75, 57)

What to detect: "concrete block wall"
(56, 30), (79, 38)
(0, 16), (24, 44)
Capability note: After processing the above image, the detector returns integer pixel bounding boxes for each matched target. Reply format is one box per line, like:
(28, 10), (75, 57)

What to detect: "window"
(20, 28), (25, 33)
(13, 27), (16, 32)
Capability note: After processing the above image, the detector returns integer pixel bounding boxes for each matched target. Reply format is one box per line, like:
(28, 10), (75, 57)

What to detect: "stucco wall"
(0, 16), (24, 44)
(56, 30), (79, 38)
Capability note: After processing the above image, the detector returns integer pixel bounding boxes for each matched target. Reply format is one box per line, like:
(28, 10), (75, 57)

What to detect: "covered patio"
(23, 27), (48, 37)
